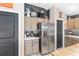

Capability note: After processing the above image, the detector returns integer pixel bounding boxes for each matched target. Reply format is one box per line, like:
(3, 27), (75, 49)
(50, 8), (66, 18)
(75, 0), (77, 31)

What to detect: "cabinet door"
(65, 37), (73, 47)
(72, 39), (79, 45)
(75, 18), (79, 30)
(32, 39), (39, 54)
(48, 35), (55, 52)
(24, 40), (32, 56)
(65, 37), (70, 47)
(67, 19), (75, 29)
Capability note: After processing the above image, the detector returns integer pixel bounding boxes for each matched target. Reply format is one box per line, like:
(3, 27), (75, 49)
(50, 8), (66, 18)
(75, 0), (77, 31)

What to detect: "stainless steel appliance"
(37, 23), (55, 55)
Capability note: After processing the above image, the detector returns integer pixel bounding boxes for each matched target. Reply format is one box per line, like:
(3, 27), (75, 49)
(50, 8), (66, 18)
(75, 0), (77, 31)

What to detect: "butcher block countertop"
(51, 43), (79, 56)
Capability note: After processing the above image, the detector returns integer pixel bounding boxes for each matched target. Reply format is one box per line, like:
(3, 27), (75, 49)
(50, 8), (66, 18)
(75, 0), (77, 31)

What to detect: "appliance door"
(48, 35), (55, 52)
(48, 23), (55, 52)
(41, 26), (48, 55)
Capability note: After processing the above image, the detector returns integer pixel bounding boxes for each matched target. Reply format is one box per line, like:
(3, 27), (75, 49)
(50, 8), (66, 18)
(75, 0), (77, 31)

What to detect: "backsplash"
(72, 30), (79, 36)
(25, 30), (38, 37)
(65, 29), (79, 36)
(65, 29), (72, 35)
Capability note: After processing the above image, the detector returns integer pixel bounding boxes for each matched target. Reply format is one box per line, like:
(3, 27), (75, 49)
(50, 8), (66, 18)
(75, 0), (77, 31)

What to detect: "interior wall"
(24, 17), (37, 32)
(50, 5), (67, 50)
(0, 3), (24, 56)
(13, 3), (24, 56)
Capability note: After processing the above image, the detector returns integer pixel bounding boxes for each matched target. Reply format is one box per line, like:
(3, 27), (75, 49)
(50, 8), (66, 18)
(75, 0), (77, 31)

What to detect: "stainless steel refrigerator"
(37, 23), (55, 55)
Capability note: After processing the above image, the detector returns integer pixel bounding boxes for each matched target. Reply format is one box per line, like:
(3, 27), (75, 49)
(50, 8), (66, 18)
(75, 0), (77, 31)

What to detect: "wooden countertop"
(51, 43), (79, 56)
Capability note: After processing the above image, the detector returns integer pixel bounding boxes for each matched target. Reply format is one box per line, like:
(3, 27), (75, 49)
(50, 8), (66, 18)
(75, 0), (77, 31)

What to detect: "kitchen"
(24, 3), (50, 56)
(24, 3), (79, 56)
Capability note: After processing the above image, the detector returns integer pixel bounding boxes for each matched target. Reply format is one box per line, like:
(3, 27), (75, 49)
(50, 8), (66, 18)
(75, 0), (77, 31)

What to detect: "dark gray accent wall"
(24, 3), (49, 19)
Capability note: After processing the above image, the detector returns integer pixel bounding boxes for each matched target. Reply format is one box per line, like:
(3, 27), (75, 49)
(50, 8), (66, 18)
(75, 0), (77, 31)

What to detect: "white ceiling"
(29, 3), (79, 16)
(55, 3), (79, 16)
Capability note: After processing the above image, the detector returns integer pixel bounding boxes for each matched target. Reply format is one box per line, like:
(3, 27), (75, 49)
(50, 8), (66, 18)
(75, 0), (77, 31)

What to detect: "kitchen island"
(51, 43), (79, 56)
